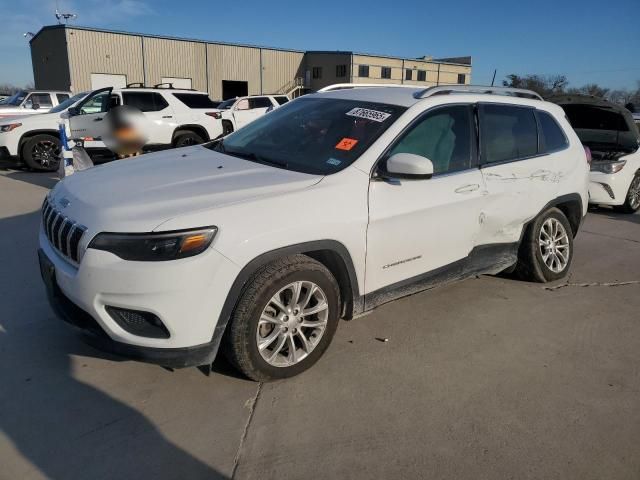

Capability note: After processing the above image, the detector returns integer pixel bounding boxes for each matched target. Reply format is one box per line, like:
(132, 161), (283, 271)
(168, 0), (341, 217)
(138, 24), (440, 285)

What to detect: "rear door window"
(172, 93), (219, 108)
(249, 97), (273, 109)
(274, 96), (289, 105)
(480, 104), (538, 164)
(122, 92), (169, 112)
(537, 111), (568, 153)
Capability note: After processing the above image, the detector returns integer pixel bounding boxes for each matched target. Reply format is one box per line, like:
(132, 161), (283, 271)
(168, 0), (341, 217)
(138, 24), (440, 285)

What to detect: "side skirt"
(362, 243), (519, 312)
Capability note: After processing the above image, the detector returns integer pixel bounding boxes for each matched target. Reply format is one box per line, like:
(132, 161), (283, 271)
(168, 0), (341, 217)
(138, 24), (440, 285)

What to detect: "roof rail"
(414, 85), (543, 101)
(154, 82), (174, 89)
(318, 83), (417, 92)
(126, 82), (145, 88)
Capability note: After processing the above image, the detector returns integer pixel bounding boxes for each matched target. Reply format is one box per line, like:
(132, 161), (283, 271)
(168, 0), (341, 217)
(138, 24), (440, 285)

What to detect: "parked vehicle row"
(0, 87), (288, 171)
(38, 84), (591, 381)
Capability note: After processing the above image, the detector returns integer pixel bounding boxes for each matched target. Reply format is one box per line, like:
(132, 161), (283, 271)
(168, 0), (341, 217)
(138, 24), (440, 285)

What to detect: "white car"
(0, 90), (71, 118)
(216, 94), (289, 132)
(0, 86), (224, 171)
(38, 85), (589, 381)
(551, 95), (640, 213)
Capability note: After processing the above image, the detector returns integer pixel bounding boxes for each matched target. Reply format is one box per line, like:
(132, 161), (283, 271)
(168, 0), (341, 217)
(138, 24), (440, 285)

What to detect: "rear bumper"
(38, 247), (227, 368)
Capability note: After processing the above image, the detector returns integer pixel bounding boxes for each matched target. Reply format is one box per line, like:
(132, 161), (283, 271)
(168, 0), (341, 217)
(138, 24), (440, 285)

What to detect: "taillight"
(206, 112), (222, 120)
(584, 146), (592, 165)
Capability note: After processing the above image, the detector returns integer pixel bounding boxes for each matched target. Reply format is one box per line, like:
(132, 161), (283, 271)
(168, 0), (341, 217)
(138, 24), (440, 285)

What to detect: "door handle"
(455, 184), (480, 194)
(93, 117), (103, 122)
(162, 115), (173, 119)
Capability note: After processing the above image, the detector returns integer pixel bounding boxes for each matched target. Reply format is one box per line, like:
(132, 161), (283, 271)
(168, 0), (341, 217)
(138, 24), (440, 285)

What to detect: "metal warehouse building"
(30, 25), (472, 99)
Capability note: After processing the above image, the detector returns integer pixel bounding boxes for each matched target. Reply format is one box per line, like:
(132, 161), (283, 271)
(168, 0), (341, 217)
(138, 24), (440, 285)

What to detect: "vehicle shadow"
(589, 206), (640, 226)
(0, 160), (59, 190)
(0, 210), (229, 480)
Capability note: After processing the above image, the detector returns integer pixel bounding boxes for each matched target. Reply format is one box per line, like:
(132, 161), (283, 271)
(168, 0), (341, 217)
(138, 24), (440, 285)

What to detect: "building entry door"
(222, 80), (248, 100)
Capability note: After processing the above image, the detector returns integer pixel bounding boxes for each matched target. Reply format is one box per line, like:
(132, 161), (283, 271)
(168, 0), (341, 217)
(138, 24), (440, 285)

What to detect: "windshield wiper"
(224, 149), (289, 169)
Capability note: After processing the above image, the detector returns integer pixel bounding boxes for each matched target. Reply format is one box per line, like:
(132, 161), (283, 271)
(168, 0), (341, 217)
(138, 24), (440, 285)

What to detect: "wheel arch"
(172, 125), (210, 144)
(212, 240), (361, 345)
(18, 129), (60, 159)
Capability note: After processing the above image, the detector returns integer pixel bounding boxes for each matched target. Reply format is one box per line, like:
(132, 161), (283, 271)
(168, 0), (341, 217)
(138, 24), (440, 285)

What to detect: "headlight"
(0, 123), (22, 133)
(591, 160), (626, 174)
(88, 227), (218, 261)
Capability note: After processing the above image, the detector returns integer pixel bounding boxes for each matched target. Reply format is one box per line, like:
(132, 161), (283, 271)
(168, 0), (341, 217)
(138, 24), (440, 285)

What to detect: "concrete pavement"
(0, 163), (638, 480)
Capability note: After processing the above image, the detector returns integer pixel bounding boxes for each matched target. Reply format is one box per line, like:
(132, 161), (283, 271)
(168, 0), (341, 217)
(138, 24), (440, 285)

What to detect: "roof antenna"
(55, 0), (78, 24)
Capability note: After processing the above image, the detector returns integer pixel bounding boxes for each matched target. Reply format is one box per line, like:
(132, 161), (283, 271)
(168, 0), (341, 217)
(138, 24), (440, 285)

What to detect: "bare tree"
(502, 74), (568, 98)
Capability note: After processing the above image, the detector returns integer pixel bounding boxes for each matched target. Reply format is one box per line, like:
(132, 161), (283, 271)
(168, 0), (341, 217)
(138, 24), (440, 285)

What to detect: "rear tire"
(614, 173), (640, 214)
(22, 134), (61, 171)
(173, 130), (204, 148)
(513, 207), (574, 283)
(224, 255), (340, 381)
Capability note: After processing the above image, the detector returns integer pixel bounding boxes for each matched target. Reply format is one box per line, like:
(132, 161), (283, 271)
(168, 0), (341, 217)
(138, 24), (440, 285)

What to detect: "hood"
(0, 110), (61, 125)
(51, 145), (323, 233)
(548, 94), (640, 152)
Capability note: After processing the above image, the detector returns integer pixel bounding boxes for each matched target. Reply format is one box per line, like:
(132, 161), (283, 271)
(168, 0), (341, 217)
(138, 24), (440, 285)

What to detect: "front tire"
(514, 207), (574, 283)
(173, 130), (205, 148)
(22, 134), (61, 171)
(224, 255), (340, 381)
(615, 173), (640, 214)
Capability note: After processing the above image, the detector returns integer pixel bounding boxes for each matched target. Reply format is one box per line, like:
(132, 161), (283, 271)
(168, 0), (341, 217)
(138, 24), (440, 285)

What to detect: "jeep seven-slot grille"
(42, 198), (87, 263)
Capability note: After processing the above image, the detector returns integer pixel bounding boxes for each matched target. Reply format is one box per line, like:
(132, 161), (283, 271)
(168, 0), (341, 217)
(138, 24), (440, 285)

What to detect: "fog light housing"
(106, 306), (170, 338)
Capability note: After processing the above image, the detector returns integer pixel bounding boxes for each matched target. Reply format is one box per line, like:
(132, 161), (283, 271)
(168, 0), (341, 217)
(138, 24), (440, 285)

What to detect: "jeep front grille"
(42, 198), (87, 263)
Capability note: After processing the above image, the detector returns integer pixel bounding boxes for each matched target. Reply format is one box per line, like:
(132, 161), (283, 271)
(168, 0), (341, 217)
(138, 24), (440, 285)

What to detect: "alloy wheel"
(539, 217), (570, 273)
(32, 140), (60, 168)
(628, 175), (640, 210)
(256, 280), (329, 367)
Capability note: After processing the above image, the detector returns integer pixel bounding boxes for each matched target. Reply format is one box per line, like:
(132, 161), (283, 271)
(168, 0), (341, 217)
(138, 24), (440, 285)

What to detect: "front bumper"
(38, 227), (241, 367)
(588, 171), (630, 206)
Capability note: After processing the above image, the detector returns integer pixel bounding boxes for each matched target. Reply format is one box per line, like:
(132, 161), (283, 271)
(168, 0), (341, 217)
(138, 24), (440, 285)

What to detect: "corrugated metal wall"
(206, 44), (261, 100)
(48, 26), (471, 96)
(143, 38), (207, 91)
(31, 28), (70, 91)
(66, 28), (144, 92)
(260, 49), (305, 94)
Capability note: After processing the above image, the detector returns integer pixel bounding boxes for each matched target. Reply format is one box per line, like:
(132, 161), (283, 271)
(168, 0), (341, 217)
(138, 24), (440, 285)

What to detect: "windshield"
(1, 91), (28, 106)
(217, 98), (236, 110)
(207, 97), (406, 175)
(49, 92), (89, 113)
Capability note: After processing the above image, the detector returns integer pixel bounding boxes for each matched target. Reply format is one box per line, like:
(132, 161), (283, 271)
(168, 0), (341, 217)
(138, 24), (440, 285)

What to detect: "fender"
(209, 240), (361, 350)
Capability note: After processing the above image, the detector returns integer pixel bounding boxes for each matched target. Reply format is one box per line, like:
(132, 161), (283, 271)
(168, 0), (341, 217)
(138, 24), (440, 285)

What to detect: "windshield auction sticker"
(335, 138), (359, 151)
(346, 107), (391, 123)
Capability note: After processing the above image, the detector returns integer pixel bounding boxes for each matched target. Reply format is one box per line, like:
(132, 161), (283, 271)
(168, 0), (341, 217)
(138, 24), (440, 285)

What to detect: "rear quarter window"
(537, 111), (568, 153)
(274, 96), (289, 105)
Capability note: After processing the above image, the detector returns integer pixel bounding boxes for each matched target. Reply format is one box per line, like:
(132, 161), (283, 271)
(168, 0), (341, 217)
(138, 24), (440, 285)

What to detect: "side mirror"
(67, 106), (81, 117)
(381, 153), (434, 180)
(32, 103), (40, 110)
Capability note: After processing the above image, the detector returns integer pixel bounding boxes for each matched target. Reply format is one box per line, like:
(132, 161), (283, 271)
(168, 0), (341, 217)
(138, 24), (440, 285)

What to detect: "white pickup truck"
(216, 94), (290, 134)
(0, 90), (71, 118)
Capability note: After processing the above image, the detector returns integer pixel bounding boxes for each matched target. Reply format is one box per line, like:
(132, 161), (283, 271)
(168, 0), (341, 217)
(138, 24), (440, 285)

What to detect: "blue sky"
(2, 0), (638, 90)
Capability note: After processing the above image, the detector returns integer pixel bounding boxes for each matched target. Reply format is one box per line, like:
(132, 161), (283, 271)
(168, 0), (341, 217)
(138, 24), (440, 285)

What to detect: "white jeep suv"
(0, 86), (224, 171)
(38, 85), (589, 381)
